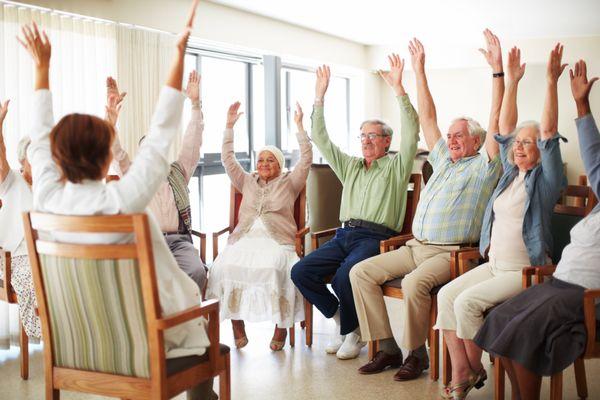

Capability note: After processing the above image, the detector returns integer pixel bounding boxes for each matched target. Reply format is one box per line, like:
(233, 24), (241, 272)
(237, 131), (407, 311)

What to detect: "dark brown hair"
(50, 114), (115, 184)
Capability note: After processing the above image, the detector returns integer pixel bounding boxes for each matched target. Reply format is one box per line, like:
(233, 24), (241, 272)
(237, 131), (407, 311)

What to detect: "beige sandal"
(269, 328), (287, 351)
(441, 370), (479, 400)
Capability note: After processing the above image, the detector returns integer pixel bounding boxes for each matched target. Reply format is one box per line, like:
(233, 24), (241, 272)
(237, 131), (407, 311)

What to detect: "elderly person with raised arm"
(349, 30), (503, 381)
(291, 55), (420, 360)
(473, 60), (599, 400)
(206, 101), (312, 351)
(434, 45), (568, 399)
(0, 100), (41, 341)
(19, 4), (217, 398)
(109, 70), (207, 292)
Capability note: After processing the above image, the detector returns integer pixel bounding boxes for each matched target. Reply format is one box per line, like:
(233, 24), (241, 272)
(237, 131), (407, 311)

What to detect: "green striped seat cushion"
(40, 255), (150, 378)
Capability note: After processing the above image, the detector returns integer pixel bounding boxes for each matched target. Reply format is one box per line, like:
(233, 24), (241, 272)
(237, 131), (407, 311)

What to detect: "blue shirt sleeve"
(576, 114), (600, 200)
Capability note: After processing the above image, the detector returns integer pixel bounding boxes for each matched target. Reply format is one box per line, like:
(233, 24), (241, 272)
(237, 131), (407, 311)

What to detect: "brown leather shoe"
(358, 351), (403, 375)
(393, 355), (429, 381)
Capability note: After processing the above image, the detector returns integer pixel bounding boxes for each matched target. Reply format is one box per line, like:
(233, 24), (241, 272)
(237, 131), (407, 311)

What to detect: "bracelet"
(493, 72), (505, 78)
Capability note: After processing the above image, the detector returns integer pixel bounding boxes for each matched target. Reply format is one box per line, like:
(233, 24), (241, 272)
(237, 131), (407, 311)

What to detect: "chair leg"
(289, 326), (295, 347)
(442, 336), (452, 386)
(494, 357), (505, 400)
(429, 298), (439, 381)
(574, 358), (588, 399)
(19, 320), (29, 380)
(304, 299), (313, 347)
(550, 371), (563, 400)
(219, 353), (231, 400)
(46, 387), (59, 400)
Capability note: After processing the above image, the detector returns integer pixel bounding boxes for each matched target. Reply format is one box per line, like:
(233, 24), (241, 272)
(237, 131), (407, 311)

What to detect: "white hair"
(507, 121), (541, 166)
(360, 119), (393, 138)
(17, 136), (31, 163)
(451, 117), (486, 148)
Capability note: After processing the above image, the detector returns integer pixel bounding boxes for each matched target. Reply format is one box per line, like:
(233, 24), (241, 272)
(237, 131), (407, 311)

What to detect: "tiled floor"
(1, 298), (599, 399)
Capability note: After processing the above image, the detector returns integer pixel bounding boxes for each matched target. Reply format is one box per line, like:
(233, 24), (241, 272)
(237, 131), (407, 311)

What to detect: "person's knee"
(453, 292), (479, 322)
(436, 284), (455, 313)
(290, 260), (305, 285)
(349, 260), (369, 285)
(401, 273), (432, 300)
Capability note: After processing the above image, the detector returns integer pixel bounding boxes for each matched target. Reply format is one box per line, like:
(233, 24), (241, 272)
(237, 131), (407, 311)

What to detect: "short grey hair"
(17, 136), (31, 163)
(360, 119), (393, 138)
(507, 120), (541, 166)
(451, 116), (486, 148)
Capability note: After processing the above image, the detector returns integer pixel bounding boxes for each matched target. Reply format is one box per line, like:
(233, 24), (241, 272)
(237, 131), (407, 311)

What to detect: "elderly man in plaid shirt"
(349, 32), (504, 381)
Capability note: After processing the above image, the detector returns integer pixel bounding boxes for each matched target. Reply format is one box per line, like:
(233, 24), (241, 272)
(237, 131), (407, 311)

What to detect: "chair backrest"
(229, 184), (306, 231)
(22, 212), (163, 379)
(399, 173), (422, 235)
(306, 164), (343, 233)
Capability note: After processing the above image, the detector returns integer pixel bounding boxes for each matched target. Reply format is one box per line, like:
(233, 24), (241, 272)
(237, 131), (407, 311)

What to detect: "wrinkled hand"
(226, 101), (243, 129)
(294, 102), (304, 130)
(0, 100), (9, 124)
(379, 53), (405, 94)
(185, 70), (201, 103)
(408, 38), (425, 74)
(17, 22), (51, 68)
(547, 43), (568, 84)
(315, 65), (330, 100)
(506, 46), (526, 83)
(569, 60), (598, 103)
(479, 28), (502, 72)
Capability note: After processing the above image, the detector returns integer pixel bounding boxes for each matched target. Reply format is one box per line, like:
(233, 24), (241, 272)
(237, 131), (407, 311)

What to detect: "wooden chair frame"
(22, 212), (230, 400)
(212, 185), (309, 346)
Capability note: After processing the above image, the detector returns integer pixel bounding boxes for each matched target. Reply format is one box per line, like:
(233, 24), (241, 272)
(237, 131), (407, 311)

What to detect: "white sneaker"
(336, 331), (365, 360)
(325, 333), (344, 354)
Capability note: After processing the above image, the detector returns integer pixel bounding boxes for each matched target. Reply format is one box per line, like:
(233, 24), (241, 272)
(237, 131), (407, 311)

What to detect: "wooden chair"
(212, 185), (309, 347)
(23, 212), (230, 400)
(0, 247), (29, 380)
(306, 174), (422, 354)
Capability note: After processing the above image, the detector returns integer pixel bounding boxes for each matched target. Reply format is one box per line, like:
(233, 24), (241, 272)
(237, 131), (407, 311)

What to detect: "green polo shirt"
(311, 95), (419, 233)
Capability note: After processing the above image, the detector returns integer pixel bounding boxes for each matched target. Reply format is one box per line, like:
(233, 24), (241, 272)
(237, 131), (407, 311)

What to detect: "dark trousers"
(291, 227), (392, 335)
(165, 233), (208, 293)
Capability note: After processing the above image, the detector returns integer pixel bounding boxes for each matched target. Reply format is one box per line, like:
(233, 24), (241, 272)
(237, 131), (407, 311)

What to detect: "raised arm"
(499, 47), (526, 135)
(221, 102), (247, 192)
(479, 29), (504, 159)
(378, 53), (407, 97)
(177, 70), (204, 181)
(541, 43), (568, 140)
(0, 100), (10, 182)
(409, 38), (442, 150)
(106, 77), (131, 176)
(289, 102), (313, 193)
(570, 60), (600, 197)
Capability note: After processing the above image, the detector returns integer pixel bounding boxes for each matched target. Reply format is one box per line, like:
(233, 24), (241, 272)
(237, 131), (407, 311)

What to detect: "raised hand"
(17, 22), (51, 90)
(0, 100), (9, 124)
(506, 46), (526, 83)
(315, 65), (330, 101)
(569, 60), (598, 116)
(185, 70), (201, 104)
(294, 102), (304, 131)
(408, 38), (425, 75)
(379, 53), (406, 96)
(107, 77), (127, 105)
(479, 28), (503, 73)
(105, 77), (126, 127)
(226, 102), (243, 129)
(167, 0), (200, 90)
(176, 0), (200, 53)
(547, 43), (568, 84)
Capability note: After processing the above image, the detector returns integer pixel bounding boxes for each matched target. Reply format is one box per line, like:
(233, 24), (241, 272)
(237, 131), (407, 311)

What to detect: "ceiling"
(209, 0), (600, 46)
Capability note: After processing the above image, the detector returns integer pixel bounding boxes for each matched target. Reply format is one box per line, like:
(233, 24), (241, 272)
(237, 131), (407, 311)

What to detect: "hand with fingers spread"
(547, 43), (568, 84)
(379, 53), (406, 96)
(17, 22), (51, 90)
(185, 70), (201, 105)
(294, 102), (304, 132)
(408, 38), (425, 75)
(569, 60), (598, 116)
(105, 77), (126, 127)
(479, 28), (503, 73)
(506, 46), (526, 83)
(315, 65), (330, 101)
(226, 102), (243, 129)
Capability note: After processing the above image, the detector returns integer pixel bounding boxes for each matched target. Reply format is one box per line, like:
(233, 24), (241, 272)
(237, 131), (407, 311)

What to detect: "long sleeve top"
(111, 106), (204, 232)
(311, 95), (419, 233)
(28, 87), (209, 359)
(221, 129), (312, 245)
(0, 169), (32, 256)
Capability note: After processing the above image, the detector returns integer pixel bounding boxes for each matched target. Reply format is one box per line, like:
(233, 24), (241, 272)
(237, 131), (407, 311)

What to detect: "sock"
(378, 338), (402, 356)
(410, 344), (428, 361)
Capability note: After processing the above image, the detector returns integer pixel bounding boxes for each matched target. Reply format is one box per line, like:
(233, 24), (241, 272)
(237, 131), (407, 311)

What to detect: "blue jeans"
(291, 227), (392, 335)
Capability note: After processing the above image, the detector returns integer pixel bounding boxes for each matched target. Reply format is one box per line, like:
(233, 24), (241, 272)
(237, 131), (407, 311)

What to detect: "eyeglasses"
(357, 133), (389, 141)
(514, 139), (535, 148)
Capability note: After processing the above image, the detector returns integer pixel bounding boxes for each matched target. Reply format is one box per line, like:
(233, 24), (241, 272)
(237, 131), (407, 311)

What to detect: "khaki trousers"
(349, 239), (459, 350)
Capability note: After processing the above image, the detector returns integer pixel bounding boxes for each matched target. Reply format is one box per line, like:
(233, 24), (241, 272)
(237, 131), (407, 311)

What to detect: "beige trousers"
(434, 259), (524, 340)
(349, 239), (459, 350)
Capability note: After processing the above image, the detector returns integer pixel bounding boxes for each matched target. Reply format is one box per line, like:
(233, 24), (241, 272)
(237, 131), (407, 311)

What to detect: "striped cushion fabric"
(40, 255), (150, 378)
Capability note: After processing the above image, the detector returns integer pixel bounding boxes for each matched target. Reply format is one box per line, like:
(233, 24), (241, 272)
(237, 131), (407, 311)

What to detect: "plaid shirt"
(412, 138), (501, 244)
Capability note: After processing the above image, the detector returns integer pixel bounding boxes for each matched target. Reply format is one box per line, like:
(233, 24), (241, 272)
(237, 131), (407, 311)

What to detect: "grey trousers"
(165, 233), (207, 293)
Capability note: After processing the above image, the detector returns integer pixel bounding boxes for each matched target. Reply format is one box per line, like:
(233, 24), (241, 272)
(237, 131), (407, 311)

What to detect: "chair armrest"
(522, 265), (556, 288)
(583, 289), (600, 358)
(380, 234), (413, 254)
(190, 230), (207, 264)
(295, 227), (310, 258)
(156, 298), (219, 330)
(212, 227), (231, 260)
(311, 227), (339, 250)
(452, 248), (480, 278)
(0, 249), (12, 302)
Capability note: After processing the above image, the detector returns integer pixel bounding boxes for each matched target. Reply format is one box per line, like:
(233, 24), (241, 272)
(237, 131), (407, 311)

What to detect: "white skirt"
(206, 219), (305, 328)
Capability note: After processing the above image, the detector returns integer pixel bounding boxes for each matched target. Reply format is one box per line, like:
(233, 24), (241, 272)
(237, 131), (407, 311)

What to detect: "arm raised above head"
(541, 43), (568, 140)
(0, 100), (10, 182)
(499, 46), (526, 136)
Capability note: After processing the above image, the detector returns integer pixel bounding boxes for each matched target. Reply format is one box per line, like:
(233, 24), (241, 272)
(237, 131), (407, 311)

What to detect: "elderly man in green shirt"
(350, 31), (504, 382)
(291, 54), (420, 360)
